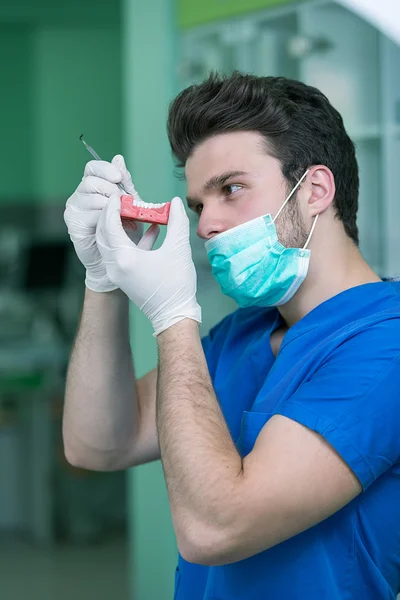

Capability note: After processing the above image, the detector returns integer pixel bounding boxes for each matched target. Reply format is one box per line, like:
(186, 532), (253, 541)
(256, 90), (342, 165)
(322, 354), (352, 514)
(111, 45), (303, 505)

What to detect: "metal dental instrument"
(79, 134), (128, 194)
(79, 135), (171, 225)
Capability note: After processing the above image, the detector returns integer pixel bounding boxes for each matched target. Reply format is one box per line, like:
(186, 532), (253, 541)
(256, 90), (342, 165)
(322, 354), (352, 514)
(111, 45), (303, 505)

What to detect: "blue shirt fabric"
(174, 281), (400, 600)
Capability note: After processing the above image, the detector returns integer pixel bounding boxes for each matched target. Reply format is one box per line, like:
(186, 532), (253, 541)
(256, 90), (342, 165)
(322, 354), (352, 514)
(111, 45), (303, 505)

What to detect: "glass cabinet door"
(181, 0), (400, 285)
(297, 2), (383, 272)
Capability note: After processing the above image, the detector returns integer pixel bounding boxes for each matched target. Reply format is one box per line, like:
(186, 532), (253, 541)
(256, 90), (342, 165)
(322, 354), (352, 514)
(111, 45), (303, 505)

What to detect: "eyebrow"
(186, 170), (248, 207)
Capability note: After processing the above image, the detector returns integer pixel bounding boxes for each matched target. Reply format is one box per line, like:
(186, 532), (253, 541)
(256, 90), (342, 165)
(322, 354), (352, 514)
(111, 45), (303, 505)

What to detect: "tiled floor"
(0, 535), (129, 600)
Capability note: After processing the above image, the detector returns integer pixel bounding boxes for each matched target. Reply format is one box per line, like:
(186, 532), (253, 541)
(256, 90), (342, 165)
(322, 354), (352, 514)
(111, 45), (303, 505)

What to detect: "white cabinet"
(180, 0), (400, 280)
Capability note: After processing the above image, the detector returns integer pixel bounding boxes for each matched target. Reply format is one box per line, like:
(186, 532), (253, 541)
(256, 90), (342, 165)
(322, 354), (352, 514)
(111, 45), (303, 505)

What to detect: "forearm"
(63, 287), (137, 470)
(156, 320), (243, 545)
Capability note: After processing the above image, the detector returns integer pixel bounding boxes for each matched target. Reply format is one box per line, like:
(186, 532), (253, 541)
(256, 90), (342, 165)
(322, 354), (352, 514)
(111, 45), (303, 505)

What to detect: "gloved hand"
(96, 194), (202, 336)
(64, 155), (144, 292)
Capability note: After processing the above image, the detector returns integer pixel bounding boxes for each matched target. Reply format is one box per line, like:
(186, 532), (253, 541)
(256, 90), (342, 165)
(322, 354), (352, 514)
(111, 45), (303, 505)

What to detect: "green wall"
(178, 0), (303, 28)
(0, 0), (121, 204)
(123, 0), (178, 598)
(0, 24), (33, 199)
(32, 25), (122, 200)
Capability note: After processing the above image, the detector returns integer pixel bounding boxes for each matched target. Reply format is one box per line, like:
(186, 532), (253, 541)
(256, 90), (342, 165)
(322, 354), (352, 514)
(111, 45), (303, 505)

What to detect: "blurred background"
(0, 0), (399, 598)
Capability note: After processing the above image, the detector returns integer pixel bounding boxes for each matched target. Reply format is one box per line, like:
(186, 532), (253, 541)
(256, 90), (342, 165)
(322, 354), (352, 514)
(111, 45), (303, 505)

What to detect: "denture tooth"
(131, 198), (166, 209)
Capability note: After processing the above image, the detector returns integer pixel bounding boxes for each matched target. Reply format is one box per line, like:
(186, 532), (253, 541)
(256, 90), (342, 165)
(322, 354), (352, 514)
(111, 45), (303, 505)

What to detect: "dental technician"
(63, 72), (400, 600)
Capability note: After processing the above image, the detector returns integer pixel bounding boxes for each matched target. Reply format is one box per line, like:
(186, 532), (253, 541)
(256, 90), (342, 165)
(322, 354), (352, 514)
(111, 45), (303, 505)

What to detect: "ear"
(301, 166), (335, 218)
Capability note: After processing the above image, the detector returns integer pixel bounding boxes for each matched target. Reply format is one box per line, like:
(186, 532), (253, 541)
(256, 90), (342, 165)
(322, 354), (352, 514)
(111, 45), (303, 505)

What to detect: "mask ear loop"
(272, 168), (318, 250)
(273, 169), (310, 224)
(303, 213), (319, 250)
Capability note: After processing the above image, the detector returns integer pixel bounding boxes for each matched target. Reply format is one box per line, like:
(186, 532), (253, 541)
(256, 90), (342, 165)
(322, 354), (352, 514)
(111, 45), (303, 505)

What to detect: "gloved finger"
(97, 193), (137, 251)
(66, 191), (108, 213)
(84, 160), (122, 184)
(122, 219), (141, 233)
(137, 224), (160, 250)
(112, 155), (137, 198)
(164, 197), (190, 246)
(77, 176), (120, 200)
(64, 201), (103, 232)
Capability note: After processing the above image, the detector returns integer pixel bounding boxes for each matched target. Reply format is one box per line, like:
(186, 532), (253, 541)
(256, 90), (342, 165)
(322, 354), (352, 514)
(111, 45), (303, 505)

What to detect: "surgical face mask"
(204, 170), (318, 308)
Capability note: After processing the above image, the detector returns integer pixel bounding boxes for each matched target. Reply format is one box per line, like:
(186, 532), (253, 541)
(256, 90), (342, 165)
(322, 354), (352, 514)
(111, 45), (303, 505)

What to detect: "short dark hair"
(167, 71), (359, 244)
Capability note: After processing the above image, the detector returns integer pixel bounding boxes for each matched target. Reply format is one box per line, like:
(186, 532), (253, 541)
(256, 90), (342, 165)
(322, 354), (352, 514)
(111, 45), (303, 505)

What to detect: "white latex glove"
(96, 194), (202, 336)
(64, 155), (144, 292)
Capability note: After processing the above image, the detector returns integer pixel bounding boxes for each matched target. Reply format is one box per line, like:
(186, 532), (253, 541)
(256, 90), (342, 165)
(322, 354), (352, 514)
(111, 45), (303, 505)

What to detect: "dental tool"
(79, 135), (170, 225)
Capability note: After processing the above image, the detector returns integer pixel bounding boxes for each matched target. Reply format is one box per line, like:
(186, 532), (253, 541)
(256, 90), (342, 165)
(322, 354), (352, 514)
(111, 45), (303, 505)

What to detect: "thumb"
(112, 154), (137, 197)
(164, 197), (190, 245)
(97, 193), (136, 251)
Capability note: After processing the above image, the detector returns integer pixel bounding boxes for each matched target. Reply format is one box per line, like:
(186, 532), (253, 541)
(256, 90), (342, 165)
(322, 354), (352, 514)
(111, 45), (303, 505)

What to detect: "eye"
(190, 204), (203, 216)
(223, 184), (242, 196)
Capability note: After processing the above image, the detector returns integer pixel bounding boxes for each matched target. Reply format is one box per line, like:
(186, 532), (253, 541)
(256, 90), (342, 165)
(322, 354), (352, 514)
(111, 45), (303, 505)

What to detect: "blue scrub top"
(173, 281), (400, 600)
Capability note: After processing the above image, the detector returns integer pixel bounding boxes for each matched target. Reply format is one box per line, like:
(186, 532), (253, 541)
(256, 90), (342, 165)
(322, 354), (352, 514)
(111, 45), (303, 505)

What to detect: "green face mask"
(205, 171), (318, 308)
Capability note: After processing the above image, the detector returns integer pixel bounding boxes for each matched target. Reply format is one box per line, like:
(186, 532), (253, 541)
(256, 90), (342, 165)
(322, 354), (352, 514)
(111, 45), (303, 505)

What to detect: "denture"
(120, 195), (171, 225)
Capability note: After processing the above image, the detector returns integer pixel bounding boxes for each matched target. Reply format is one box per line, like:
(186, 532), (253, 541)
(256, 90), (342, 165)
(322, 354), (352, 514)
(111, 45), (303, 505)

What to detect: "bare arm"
(63, 287), (160, 471)
(156, 319), (361, 566)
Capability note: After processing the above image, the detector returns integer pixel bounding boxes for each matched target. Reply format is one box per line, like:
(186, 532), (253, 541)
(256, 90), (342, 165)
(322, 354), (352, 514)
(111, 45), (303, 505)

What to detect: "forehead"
(185, 131), (276, 188)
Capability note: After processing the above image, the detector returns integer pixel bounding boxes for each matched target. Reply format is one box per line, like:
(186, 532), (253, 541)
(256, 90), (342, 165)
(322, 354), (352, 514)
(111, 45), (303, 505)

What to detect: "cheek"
(232, 191), (273, 225)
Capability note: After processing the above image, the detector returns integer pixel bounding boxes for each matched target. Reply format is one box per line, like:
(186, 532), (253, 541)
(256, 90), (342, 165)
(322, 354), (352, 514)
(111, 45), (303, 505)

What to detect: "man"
(63, 73), (400, 599)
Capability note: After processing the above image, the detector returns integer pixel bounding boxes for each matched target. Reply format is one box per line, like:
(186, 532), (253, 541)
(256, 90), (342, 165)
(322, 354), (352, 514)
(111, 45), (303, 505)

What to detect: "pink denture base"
(120, 195), (171, 225)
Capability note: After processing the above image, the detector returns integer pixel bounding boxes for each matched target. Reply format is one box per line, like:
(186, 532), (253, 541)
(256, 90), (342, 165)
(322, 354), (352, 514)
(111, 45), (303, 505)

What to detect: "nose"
(196, 207), (229, 240)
